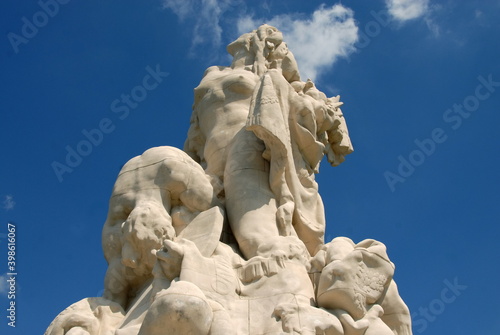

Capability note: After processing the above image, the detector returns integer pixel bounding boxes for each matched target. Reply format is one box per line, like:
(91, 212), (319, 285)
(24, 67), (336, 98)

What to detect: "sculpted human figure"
(185, 24), (353, 260)
(102, 146), (216, 308)
(184, 24), (288, 258)
(140, 238), (237, 335)
(142, 234), (317, 335)
(242, 71), (353, 257)
(45, 297), (125, 335)
(185, 25), (286, 182)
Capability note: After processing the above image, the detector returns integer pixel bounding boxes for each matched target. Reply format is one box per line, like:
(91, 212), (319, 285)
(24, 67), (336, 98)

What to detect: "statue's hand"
(44, 298), (125, 335)
(332, 309), (370, 335)
(155, 239), (185, 280)
(274, 303), (343, 335)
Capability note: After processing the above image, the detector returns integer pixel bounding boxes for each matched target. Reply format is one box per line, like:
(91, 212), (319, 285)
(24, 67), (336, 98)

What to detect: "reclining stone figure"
(101, 146), (216, 309)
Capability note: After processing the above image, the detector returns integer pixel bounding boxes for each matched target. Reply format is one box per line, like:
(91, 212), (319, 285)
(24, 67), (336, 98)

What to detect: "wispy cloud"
(385, 0), (440, 36)
(3, 195), (15, 211)
(0, 274), (7, 296)
(424, 15), (440, 36)
(237, 4), (359, 81)
(162, 0), (239, 54)
(162, 0), (195, 20)
(385, 0), (430, 22)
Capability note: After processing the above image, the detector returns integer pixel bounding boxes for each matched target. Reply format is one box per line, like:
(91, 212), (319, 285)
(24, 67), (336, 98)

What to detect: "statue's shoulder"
(202, 65), (229, 77)
(117, 147), (189, 177)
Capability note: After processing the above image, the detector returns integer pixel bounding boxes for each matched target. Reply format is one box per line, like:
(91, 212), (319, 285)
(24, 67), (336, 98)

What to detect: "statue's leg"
(103, 258), (129, 308)
(224, 129), (280, 259)
(207, 300), (236, 335)
(380, 281), (412, 335)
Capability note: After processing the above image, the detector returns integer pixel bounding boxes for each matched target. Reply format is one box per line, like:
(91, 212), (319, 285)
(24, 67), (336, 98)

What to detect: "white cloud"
(3, 195), (15, 211)
(162, 0), (194, 20)
(162, 0), (238, 52)
(385, 0), (430, 22)
(237, 4), (359, 81)
(236, 15), (258, 34)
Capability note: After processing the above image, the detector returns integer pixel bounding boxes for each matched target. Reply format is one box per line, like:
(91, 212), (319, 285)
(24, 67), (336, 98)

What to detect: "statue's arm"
(183, 110), (205, 165)
(324, 107), (354, 167)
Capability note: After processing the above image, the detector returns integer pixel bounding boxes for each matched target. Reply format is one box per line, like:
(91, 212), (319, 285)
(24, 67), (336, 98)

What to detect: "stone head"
(255, 24), (283, 50)
(227, 24), (283, 66)
(227, 31), (254, 63)
(121, 202), (175, 276)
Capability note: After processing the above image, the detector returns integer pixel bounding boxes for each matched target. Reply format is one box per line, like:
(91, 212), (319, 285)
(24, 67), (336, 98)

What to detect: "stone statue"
(185, 24), (352, 259)
(46, 24), (412, 335)
(314, 238), (411, 335)
(101, 146), (217, 309)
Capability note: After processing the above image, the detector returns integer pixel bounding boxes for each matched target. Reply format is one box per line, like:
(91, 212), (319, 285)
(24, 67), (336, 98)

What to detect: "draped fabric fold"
(246, 70), (325, 256)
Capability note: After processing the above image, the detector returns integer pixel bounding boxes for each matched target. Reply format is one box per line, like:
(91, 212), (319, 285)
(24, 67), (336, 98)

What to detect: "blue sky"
(1, 0), (499, 334)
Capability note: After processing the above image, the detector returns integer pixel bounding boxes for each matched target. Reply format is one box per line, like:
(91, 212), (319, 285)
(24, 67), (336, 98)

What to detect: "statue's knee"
(65, 327), (91, 335)
(140, 281), (213, 335)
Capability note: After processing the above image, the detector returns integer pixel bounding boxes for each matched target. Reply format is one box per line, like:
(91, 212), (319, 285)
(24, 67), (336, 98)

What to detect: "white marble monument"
(46, 25), (412, 335)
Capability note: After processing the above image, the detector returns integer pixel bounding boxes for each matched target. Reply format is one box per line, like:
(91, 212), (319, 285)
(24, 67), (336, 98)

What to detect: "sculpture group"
(46, 25), (412, 335)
